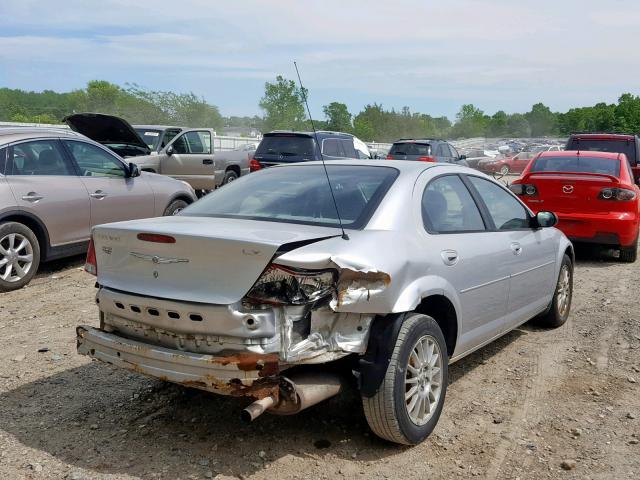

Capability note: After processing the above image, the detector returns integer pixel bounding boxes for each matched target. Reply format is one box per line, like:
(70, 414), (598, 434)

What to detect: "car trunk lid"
(527, 173), (619, 214)
(92, 216), (339, 304)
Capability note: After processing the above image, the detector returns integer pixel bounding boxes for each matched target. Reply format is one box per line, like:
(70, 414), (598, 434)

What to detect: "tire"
(163, 199), (188, 216)
(536, 254), (573, 328)
(499, 164), (510, 175)
(362, 313), (448, 445)
(0, 222), (41, 292)
(222, 170), (239, 185)
(619, 239), (637, 263)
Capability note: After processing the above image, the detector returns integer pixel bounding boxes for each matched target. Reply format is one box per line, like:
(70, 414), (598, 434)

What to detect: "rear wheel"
(0, 222), (41, 292)
(163, 199), (188, 216)
(620, 239), (638, 263)
(362, 313), (448, 445)
(499, 164), (510, 175)
(222, 170), (239, 185)
(536, 254), (572, 328)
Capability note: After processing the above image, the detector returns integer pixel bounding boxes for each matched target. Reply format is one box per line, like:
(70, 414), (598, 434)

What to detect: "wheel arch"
(0, 210), (50, 260)
(225, 163), (241, 176)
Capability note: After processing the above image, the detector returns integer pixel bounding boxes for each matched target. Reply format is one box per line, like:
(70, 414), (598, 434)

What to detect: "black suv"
(387, 139), (467, 165)
(251, 131), (360, 171)
(565, 133), (640, 181)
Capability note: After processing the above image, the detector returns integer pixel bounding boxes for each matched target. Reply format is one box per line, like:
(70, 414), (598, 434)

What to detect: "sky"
(1, 0), (640, 120)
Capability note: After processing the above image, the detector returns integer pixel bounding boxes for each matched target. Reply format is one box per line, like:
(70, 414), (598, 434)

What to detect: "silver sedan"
(77, 160), (573, 445)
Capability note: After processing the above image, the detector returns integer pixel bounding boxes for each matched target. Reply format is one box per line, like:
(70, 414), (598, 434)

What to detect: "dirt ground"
(1, 246), (638, 480)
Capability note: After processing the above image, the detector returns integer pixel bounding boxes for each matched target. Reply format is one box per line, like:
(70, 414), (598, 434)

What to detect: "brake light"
(137, 233), (176, 243)
(249, 158), (261, 172)
(418, 156), (436, 162)
(85, 236), (97, 276)
(599, 188), (636, 201)
(386, 154), (394, 160)
(509, 184), (537, 196)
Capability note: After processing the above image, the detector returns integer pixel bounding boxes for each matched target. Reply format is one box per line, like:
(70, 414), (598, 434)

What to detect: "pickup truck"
(64, 113), (250, 193)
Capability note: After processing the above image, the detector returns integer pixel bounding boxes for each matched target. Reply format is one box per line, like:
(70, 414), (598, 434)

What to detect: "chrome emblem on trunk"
(562, 185), (574, 194)
(130, 252), (189, 264)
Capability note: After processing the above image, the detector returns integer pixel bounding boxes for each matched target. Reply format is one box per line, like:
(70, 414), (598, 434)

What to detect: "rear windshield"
(180, 165), (398, 229)
(134, 129), (162, 150)
(531, 155), (620, 176)
(566, 138), (636, 165)
(255, 136), (315, 159)
(389, 142), (431, 156)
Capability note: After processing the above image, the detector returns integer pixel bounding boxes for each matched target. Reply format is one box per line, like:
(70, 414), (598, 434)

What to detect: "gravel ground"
(0, 246), (639, 480)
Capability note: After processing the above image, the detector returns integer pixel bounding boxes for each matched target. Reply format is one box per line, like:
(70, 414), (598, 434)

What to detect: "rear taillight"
(417, 156), (436, 162)
(85, 236), (97, 276)
(245, 264), (337, 305)
(137, 233), (176, 243)
(249, 158), (261, 172)
(599, 188), (636, 201)
(509, 184), (537, 196)
(386, 154), (394, 160)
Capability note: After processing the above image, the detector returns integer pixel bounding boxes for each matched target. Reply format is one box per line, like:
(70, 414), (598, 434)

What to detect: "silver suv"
(0, 128), (197, 292)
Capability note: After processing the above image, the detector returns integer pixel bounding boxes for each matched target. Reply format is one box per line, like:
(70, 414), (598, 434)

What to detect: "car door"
(160, 130), (215, 189)
(466, 175), (557, 330)
(513, 152), (533, 173)
(62, 139), (155, 226)
(5, 138), (90, 246)
(418, 173), (513, 354)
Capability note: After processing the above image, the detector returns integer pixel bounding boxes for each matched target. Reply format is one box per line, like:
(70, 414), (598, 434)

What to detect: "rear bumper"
(555, 212), (639, 247)
(76, 326), (280, 398)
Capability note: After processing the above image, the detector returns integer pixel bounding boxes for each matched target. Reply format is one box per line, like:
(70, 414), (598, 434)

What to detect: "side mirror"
(535, 211), (558, 228)
(459, 155), (467, 161)
(166, 145), (174, 156)
(128, 163), (141, 178)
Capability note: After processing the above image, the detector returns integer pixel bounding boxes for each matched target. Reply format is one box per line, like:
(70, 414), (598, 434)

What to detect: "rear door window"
(322, 138), (343, 157)
(8, 140), (74, 176)
(422, 175), (485, 233)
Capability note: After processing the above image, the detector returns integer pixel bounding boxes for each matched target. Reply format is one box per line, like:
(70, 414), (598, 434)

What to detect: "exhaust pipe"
(241, 372), (342, 421)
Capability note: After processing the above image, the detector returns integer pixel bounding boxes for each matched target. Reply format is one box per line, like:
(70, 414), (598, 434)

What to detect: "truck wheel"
(222, 170), (239, 185)
(163, 199), (188, 216)
(0, 222), (41, 292)
(536, 254), (573, 328)
(362, 313), (448, 445)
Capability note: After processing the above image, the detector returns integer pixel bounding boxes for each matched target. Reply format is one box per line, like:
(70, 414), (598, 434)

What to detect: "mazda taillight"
(418, 156), (436, 162)
(85, 236), (97, 276)
(599, 187), (636, 201)
(245, 264), (337, 305)
(249, 158), (261, 172)
(509, 184), (537, 196)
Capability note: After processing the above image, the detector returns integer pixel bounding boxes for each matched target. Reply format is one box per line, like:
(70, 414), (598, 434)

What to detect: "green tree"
(486, 110), (508, 137)
(259, 75), (307, 131)
(451, 104), (487, 138)
(526, 103), (556, 136)
(507, 113), (531, 137)
(323, 102), (352, 132)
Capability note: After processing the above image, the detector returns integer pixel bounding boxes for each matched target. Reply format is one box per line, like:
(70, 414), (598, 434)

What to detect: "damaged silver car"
(77, 160), (574, 445)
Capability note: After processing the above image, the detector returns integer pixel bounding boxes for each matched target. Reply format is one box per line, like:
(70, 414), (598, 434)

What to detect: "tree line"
(2, 77), (640, 141)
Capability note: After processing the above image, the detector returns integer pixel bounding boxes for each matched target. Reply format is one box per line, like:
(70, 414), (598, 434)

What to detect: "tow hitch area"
(76, 326), (280, 398)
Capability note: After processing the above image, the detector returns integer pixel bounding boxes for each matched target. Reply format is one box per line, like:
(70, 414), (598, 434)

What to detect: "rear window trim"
(180, 164), (400, 230)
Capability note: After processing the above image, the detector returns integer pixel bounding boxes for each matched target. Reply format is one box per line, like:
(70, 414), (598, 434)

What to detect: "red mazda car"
(478, 151), (537, 175)
(510, 151), (640, 262)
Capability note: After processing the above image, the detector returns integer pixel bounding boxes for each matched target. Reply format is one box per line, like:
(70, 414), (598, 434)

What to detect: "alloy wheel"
(556, 264), (571, 317)
(0, 233), (34, 283)
(405, 335), (443, 426)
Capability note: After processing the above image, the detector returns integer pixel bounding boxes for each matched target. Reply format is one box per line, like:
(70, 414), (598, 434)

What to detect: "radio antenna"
(294, 61), (349, 240)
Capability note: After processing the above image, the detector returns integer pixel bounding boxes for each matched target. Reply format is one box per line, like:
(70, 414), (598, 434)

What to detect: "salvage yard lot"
(1, 250), (639, 480)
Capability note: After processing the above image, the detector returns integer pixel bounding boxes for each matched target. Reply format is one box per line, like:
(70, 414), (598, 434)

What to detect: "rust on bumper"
(76, 325), (280, 398)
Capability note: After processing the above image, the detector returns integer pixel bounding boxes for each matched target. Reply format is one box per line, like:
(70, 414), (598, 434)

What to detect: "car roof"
(265, 130), (354, 138)
(0, 127), (84, 145)
(537, 150), (622, 160)
(392, 139), (443, 144)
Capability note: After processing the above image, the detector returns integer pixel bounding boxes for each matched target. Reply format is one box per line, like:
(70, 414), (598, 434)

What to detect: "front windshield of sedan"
(180, 165), (399, 228)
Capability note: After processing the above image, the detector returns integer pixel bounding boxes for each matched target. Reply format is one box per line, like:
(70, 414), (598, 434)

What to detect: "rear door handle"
(441, 249), (459, 266)
(202, 159), (214, 165)
(22, 192), (44, 202)
(90, 190), (108, 200)
(510, 242), (522, 255)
